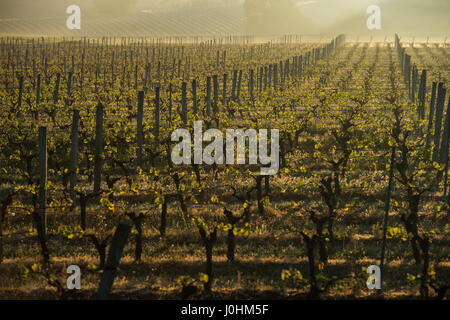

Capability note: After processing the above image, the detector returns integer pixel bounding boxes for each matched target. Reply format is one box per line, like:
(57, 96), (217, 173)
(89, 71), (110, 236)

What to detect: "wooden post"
(192, 79), (197, 116)
(284, 59), (288, 85)
(237, 70), (242, 102)
(168, 82), (172, 124)
(206, 76), (211, 116)
(111, 51), (115, 87)
(256, 67), (260, 93)
(18, 75), (23, 108)
(439, 96), (450, 164)
(404, 54), (411, 94)
(35, 74), (40, 120)
(411, 66), (417, 103)
(44, 57), (48, 83)
(222, 50), (226, 69)
(292, 57), (296, 79)
(264, 66), (268, 91)
(155, 87), (160, 143)
(137, 91), (144, 165)
(216, 50), (220, 70)
(418, 70), (427, 120)
(157, 61), (161, 83)
(134, 63), (138, 90)
(443, 97), (450, 198)
(213, 75), (219, 114)
(432, 83), (446, 162)
(231, 70), (237, 101)
(249, 69), (254, 100)
(80, 53), (84, 96)
(171, 58), (176, 79)
(181, 82), (187, 126)
(38, 127), (47, 235)
(259, 66), (263, 92)
(95, 222), (132, 300)
(94, 104), (104, 194)
(67, 71), (73, 98)
(70, 110), (79, 209)
(279, 61), (283, 87)
(273, 63), (278, 90)
(222, 73), (227, 106)
(33, 126), (50, 262)
(63, 56), (67, 80)
(144, 64), (150, 90)
(426, 82), (438, 148)
(53, 73), (60, 105)
(380, 146), (396, 291)
(298, 56), (303, 78)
